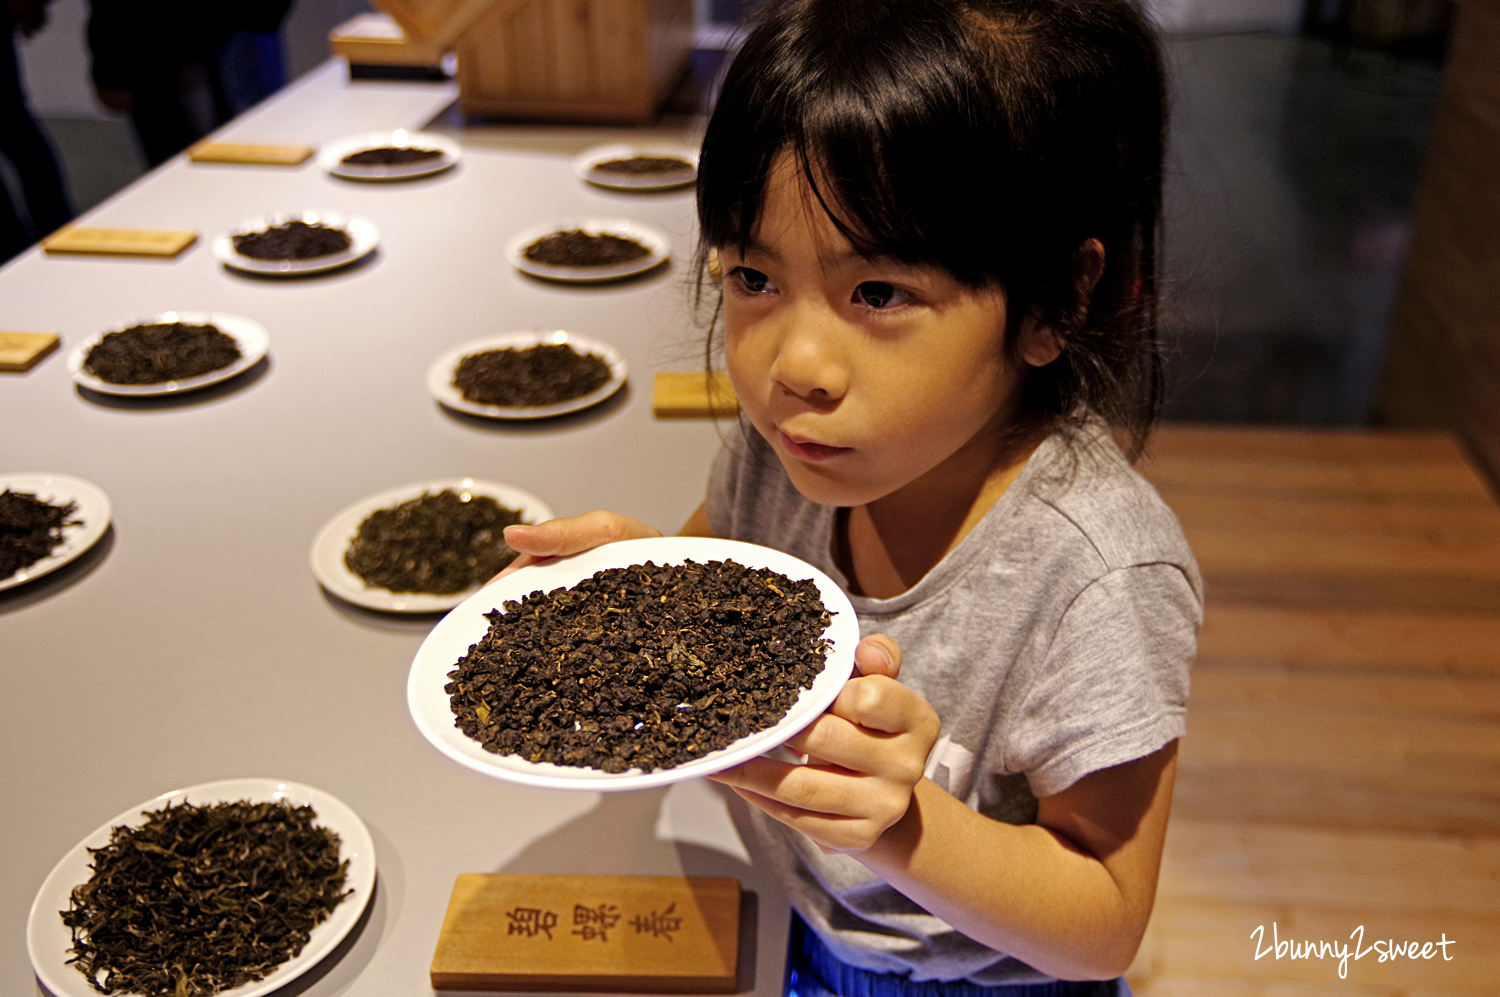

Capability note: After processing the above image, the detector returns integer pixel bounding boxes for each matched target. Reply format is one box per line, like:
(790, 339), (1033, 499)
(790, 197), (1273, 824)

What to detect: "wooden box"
(329, 12), (447, 68)
(453, 0), (696, 124)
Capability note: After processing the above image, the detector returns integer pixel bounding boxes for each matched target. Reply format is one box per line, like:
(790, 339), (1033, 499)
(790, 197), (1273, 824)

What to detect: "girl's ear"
(1078, 238), (1106, 303)
(1016, 236), (1105, 368)
(1017, 319), (1065, 368)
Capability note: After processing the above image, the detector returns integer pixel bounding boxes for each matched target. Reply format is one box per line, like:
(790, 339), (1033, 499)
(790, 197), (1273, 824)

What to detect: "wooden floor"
(1127, 427), (1500, 996)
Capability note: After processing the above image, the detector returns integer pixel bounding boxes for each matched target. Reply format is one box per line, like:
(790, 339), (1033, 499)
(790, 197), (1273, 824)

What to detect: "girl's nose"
(767, 305), (848, 404)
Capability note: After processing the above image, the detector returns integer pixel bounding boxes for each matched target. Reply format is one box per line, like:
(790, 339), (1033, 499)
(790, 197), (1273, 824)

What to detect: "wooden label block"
(0, 331), (60, 372)
(189, 142), (315, 165)
(42, 227), (197, 258)
(653, 372), (739, 418)
(431, 873), (741, 992)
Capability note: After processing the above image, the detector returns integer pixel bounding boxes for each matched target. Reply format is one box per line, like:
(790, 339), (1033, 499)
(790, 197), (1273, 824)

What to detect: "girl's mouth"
(780, 432), (850, 461)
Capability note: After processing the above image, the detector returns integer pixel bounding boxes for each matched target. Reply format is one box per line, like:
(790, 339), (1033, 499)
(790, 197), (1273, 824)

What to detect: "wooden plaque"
(653, 372), (739, 418)
(431, 873), (741, 992)
(42, 227), (197, 258)
(188, 142), (315, 165)
(0, 331), (60, 372)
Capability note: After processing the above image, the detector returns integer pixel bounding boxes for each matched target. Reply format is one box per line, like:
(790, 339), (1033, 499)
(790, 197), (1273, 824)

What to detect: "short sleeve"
(1004, 562), (1199, 797)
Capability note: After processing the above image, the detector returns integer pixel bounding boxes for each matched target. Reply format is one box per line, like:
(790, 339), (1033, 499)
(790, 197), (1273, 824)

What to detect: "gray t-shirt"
(706, 420), (1201, 986)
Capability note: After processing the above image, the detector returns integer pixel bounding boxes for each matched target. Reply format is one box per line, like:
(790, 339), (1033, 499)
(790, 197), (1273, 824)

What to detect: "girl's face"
(720, 157), (1030, 510)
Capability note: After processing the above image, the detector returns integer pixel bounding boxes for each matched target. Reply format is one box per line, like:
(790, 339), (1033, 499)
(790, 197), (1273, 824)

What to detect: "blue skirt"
(786, 915), (1132, 997)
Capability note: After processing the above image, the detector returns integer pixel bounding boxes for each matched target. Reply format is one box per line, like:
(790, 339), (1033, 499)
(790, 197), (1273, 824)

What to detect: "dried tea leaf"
(61, 799), (350, 997)
(446, 558), (832, 772)
(341, 146), (442, 166)
(523, 230), (650, 267)
(0, 489), (80, 579)
(345, 489), (524, 595)
(83, 322), (241, 385)
(232, 221), (350, 260)
(453, 343), (611, 407)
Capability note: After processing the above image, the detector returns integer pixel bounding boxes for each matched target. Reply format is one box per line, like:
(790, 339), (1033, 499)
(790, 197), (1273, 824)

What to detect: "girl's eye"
(853, 281), (910, 309)
(729, 266), (775, 294)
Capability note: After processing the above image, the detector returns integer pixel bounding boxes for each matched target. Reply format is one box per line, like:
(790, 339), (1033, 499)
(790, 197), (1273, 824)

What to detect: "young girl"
(502, 1), (1199, 993)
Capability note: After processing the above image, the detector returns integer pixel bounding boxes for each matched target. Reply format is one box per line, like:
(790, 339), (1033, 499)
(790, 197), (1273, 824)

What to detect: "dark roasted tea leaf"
(83, 322), (241, 385)
(341, 146), (442, 166)
(344, 489), (524, 594)
(523, 230), (650, 267)
(232, 220), (351, 260)
(0, 489), (80, 579)
(453, 343), (611, 408)
(593, 156), (694, 178)
(61, 798), (350, 997)
(446, 558), (832, 772)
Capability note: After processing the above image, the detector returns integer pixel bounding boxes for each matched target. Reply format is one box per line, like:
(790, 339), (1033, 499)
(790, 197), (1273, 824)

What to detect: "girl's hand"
(708, 634), (941, 854)
(490, 510), (661, 582)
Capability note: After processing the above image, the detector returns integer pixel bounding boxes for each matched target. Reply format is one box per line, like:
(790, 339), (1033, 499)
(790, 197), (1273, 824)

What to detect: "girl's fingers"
(711, 759), (911, 852)
(490, 511), (660, 584)
(827, 674), (941, 738)
(784, 712), (929, 786)
(853, 634), (902, 679)
(502, 510), (661, 557)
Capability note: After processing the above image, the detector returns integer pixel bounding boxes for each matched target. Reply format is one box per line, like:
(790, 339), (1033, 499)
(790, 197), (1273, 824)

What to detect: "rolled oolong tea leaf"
(61, 798), (350, 997)
(445, 558), (833, 773)
(232, 220), (351, 260)
(345, 489), (525, 594)
(0, 489), (80, 579)
(454, 343), (612, 407)
(523, 229), (651, 268)
(593, 156), (694, 179)
(341, 146), (443, 166)
(83, 322), (242, 385)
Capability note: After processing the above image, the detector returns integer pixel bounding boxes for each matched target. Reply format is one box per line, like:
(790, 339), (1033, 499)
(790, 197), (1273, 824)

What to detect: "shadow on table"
(74, 357), (271, 411)
(0, 527), (114, 616)
(318, 586), (448, 635)
(435, 379), (632, 435)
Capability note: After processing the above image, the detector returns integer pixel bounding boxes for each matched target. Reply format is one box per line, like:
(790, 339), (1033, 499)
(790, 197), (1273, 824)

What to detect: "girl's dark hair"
(696, 0), (1167, 458)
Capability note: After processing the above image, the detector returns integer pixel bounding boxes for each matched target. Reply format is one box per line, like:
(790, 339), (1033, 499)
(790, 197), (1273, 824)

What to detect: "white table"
(1, 61), (792, 997)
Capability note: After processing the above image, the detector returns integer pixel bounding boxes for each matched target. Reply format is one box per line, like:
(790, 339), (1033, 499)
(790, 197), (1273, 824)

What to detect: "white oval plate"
(0, 472), (111, 592)
(319, 129), (461, 182)
(507, 218), (670, 283)
(426, 331), (627, 420)
(575, 143), (698, 191)
(27, 777), (376, 997)
(66, 311), (269, 396)
(213, 212), (379, 276)
(407, 536), (858, 792)
(311, 477), (555, 613)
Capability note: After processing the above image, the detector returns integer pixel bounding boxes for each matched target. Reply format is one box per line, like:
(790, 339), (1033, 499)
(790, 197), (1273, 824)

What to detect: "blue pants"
(786, 915), (1132, 997)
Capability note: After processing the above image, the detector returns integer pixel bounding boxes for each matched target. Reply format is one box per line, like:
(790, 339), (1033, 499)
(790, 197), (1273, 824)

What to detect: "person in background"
(86, 0), (292, 167)
(0, 0), (72, 263)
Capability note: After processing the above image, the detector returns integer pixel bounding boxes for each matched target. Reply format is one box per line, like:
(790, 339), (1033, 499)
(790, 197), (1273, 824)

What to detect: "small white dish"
(507, 218), (670, 283)
(311, 477), (555, 614)
(0, 472), (110, 592)
(406, 536), (858, 792)
(26, 777), (376, 997)
(319, 129), (461, 181)
(67, 311), (269, 396)
(426, 331), (627, 420)
(575, 143), (698, 191)
(213, 211), (379, 276)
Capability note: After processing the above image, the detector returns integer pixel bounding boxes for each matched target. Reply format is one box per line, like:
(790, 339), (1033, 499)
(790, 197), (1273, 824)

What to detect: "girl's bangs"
(697, 17), (1010, 284)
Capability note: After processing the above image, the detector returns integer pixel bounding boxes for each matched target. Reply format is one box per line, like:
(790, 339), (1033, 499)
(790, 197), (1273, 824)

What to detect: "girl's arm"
(708, 639), (1177, 982)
